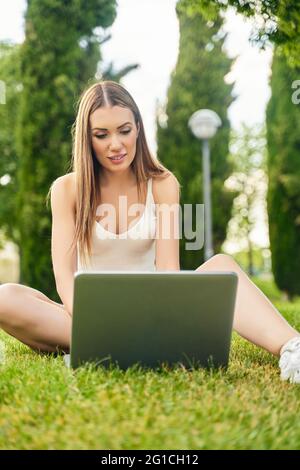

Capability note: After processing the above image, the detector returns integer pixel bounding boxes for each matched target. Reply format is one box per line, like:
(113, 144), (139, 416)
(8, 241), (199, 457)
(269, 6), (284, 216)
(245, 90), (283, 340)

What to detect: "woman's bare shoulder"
(53, 171), (75, 184)
(52, 172), (76, 209)
(152, 172), (180, 204)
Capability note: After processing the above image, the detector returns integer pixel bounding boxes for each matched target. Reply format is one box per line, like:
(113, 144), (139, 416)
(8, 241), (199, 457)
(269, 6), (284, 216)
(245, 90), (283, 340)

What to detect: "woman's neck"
(99, 168), (137, 190)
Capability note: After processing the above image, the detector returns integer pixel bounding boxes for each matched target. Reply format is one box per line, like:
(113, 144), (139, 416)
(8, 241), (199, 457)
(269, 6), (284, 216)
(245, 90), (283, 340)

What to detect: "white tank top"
(76, 178), (156, 272)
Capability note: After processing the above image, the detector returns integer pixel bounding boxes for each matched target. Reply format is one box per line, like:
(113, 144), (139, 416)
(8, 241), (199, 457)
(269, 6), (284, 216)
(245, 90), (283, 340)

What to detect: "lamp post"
(188, 109), (222, 261)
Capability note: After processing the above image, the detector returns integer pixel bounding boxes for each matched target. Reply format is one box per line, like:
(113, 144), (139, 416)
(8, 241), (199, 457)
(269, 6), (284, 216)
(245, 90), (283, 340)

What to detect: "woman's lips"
(108, 153), (126, 160)
(108, 153), (126, 163)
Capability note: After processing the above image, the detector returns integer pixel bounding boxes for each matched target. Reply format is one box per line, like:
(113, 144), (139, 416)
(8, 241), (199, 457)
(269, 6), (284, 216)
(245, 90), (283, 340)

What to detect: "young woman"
(0, 80), (299, 383)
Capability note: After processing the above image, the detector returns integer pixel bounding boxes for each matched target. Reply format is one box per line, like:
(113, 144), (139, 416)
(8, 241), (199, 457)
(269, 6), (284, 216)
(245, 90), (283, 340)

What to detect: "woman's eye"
(95, 129), (131, 139)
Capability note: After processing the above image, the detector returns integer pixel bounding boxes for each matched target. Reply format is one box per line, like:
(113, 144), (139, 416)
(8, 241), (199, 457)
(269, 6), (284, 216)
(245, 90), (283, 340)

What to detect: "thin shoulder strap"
(146, 178), (152, 203)
(146, 177), (155, 208)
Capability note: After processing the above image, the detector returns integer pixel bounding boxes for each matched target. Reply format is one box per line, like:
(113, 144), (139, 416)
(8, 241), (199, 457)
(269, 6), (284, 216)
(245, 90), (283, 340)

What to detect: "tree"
(224, 124), (268, 276)
(266, 47), (300, 301)
(179, 0), (300, 67)
(0, 42), (23, 251)
(14, 0), (119, 298)
(1, 0), (143, 293)
(156, 0), (236, 269)
(0, 5), (140, 268)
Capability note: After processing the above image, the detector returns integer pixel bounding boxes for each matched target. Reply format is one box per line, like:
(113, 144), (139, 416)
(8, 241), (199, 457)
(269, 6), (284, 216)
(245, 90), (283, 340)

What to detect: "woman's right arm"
(50, 174), (77, 317)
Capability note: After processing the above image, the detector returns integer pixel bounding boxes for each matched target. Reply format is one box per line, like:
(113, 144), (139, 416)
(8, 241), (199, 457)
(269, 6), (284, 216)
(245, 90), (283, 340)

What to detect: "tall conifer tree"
(266, 48), (300, 300)
(16, 0), (117, 296)
(156, 1), (235, 268)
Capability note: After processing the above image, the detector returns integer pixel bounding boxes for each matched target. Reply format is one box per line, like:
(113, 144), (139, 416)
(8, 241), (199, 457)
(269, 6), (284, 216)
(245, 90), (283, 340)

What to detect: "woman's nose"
(109, 135), (123, 149)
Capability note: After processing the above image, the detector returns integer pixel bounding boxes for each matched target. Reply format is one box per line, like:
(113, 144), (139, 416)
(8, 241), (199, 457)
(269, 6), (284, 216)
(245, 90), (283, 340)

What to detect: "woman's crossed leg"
(0, 283), (71, 354)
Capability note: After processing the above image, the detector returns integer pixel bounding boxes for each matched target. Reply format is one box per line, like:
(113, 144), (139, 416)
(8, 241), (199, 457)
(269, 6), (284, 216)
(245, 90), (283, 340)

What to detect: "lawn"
(0, 277), (299, 450)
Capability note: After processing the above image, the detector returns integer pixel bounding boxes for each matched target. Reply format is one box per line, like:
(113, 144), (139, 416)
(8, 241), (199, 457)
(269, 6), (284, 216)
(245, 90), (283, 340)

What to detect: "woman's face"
(90, 105), (140, 173)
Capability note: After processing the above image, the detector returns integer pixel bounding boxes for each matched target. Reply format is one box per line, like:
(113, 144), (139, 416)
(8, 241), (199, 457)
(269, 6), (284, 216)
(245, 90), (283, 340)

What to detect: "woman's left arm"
(153, 174), (181, 271)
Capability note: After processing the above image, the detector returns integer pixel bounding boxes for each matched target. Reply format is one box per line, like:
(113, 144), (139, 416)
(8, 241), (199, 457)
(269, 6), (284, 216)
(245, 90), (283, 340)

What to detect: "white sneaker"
(279, 336), (300, 384)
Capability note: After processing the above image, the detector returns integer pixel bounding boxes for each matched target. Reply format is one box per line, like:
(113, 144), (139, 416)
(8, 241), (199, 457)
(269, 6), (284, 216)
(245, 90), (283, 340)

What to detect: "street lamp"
(188, 109), (222, 261)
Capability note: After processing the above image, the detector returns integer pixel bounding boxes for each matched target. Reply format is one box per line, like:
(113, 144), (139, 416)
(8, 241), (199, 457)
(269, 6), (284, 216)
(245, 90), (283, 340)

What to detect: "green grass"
(0, 278), (300, 450)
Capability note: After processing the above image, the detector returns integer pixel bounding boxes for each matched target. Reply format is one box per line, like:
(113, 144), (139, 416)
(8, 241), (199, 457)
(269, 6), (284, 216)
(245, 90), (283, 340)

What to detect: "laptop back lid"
(70, 271), (238, 370)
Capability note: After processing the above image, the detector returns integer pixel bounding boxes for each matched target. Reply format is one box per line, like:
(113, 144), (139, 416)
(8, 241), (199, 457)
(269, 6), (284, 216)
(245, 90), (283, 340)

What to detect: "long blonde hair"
(47, 80), (179, 268)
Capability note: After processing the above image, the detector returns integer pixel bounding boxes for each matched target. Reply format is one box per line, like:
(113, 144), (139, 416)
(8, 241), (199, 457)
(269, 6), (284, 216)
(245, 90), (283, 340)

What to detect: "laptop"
(64, 270), (238, 371)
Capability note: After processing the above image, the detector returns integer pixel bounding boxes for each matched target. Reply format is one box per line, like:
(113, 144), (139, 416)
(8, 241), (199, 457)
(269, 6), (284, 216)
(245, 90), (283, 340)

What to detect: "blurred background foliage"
(0, 0), (300, 301)
(179, 0), (300, 68)
(157, 2), (236, 269)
